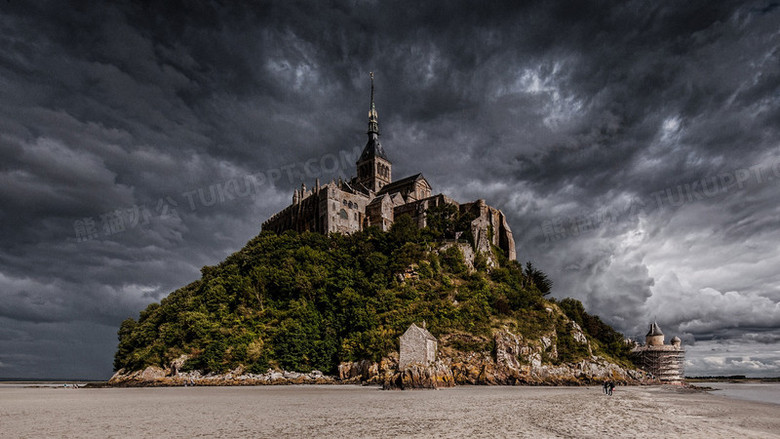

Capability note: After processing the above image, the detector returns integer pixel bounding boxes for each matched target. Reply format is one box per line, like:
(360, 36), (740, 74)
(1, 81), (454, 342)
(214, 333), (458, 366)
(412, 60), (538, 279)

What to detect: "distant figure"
(608, 382), (615, 396)
(603, 381), (609, 394)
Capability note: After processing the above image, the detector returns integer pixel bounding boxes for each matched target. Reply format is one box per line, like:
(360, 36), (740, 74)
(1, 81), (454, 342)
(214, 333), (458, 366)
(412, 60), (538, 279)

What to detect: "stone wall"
(456, 199), (517, 263)
(262, 187), (325, 234)
(263, 186), (517, 263)
(365, 195), (394, 231)
(399, 327), (436, 369)
(324, 185), (370, 234)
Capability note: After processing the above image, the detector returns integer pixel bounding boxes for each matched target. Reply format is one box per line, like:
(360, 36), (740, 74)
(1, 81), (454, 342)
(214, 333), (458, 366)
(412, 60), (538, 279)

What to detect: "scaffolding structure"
(632, 347), (685, 382)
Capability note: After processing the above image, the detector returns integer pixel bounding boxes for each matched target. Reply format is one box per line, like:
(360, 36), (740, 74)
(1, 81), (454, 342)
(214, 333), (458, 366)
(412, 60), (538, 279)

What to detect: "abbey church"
(262, 75), (516, 262)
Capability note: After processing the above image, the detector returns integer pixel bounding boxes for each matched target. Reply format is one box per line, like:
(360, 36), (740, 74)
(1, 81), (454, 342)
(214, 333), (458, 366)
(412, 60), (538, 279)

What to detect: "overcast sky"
(1, 1), (778, 379)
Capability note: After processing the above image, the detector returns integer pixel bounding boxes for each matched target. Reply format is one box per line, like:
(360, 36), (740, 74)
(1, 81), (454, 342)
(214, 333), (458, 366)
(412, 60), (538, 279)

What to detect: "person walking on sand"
(603, 381), (608, 395)
(608, 382), (615, 396)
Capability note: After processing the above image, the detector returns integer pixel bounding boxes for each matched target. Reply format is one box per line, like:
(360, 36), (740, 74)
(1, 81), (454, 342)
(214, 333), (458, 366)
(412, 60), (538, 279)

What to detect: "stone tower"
(645, 321), (664, 346)
(356, 72), (392, 193)
(632, 321), (685, 383)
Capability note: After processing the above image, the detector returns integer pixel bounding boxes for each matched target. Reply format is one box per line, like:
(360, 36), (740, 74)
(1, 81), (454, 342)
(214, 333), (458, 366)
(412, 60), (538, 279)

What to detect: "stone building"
(630, 322), (685, 383)
(261, 74), (516, 262)
(398, 322), (437, 370)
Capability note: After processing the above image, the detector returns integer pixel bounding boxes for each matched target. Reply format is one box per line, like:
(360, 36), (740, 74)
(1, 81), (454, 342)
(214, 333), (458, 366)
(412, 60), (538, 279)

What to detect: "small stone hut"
(398, 322), (437, 370)
(631, 322), (685, 383)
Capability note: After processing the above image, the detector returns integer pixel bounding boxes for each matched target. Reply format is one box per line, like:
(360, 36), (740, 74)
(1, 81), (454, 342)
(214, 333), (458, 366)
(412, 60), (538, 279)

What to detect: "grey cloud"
(0, 0), (778, 378)
(684, 338), (780, 377)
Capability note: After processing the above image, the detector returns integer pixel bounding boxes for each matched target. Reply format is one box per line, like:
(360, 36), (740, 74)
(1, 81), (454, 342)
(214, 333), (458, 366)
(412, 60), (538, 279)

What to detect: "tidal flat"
(1, 384), (779, 438)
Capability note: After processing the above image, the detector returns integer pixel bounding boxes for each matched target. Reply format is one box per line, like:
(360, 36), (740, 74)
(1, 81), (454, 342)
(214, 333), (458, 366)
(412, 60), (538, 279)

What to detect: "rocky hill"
(111, 216), (653, 387)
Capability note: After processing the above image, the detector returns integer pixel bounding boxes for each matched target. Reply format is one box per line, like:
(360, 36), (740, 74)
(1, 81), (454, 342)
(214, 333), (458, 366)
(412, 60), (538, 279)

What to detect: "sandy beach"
(1, 384), (778, 438)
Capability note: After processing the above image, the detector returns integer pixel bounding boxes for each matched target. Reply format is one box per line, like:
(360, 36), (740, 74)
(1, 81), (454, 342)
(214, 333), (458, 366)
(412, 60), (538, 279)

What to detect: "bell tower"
(356, 72), (392, 193)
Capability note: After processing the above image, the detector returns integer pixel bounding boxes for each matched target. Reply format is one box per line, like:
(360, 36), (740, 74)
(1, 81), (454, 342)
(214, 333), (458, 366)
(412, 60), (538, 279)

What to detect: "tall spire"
(368, 72), (379, 135)
(356, 71), (391, 193)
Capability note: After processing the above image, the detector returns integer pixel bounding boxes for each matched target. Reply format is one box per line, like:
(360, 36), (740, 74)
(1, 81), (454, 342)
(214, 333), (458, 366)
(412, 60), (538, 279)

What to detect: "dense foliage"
(557, 298), (633, 365)
(114, 217), (632, 374)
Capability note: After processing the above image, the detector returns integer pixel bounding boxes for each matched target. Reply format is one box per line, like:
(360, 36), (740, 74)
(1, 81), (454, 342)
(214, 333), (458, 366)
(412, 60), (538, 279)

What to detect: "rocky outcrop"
(109, 355), (337, 387)
(337, 327), (657, 388)
(436, 242), (477, 271)
(382, 361), (455, 389)
(338, 359), (380, 384)
(445, 328), (654, 386)
(337, 353), (455, 390)
(110, 318), (655, 388)
(463, 199), (516, 264)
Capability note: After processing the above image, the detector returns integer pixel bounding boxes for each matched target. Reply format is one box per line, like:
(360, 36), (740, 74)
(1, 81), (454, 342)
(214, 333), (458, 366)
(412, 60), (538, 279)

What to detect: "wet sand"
(1, 385), (778, 438)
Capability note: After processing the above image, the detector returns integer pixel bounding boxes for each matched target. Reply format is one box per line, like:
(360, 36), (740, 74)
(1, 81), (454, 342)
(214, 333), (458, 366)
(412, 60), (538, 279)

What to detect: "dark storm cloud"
(0, 0), (778, 378)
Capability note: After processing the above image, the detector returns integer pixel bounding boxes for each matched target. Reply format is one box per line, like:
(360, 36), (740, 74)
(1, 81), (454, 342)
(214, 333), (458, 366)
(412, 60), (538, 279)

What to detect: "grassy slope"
(114, 218), (632, 375)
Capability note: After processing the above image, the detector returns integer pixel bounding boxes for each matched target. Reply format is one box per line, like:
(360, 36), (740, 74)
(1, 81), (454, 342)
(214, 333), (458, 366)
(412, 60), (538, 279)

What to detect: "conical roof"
(646, 322), (664, 337)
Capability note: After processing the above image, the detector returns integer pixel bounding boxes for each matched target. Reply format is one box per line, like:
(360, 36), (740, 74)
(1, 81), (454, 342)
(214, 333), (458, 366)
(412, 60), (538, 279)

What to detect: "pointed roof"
(389, 192), (406, 206)
(367, 193), (389, 207)
(376, 173), (428, 196)
(358, 72), (389, 162)
(646, 322), (664, 337)
(359, 135), (388, 161)
(402, 323), (436, 341)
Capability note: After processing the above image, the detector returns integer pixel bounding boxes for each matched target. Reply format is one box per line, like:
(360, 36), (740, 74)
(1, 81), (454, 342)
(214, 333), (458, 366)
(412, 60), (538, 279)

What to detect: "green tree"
(113, 225), (634, 375)
(524, 261), (552, 295)
(425, 203), (459, 238)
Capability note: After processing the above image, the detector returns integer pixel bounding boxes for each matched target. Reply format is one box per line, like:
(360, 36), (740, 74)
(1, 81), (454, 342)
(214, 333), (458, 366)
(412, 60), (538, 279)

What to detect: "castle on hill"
(262, 74), (516, 262)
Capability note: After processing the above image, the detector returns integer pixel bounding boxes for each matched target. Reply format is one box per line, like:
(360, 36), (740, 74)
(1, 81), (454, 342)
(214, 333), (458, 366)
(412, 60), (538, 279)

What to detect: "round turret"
(671, 336), (681, 348)
(645, 322), (665, 346)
